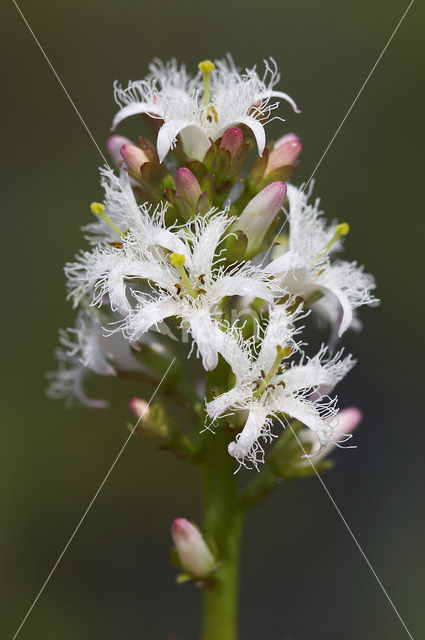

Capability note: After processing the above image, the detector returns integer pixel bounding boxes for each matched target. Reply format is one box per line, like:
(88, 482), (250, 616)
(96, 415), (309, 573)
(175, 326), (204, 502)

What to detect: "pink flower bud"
(171, 518), (216, 578)
(129, 397), (149, 420)
(266, 133), (302, 174)
(233, 181), (287, 254)
(335, 407), (362, 439)
(175, 168), (202, 208)
(220, 127), (244, 157)
(120, 144), (149, 176)
(107, 135), (132, 168)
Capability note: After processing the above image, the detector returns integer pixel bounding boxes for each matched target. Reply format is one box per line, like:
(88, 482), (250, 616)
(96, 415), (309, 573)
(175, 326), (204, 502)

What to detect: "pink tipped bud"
(220, 127), (244, 157)
(172, 518), (216, 578)
(128, 398), (170, 440)
(335, 407), (362, 439)
(107, 135), (132, 168)
(175, 168), (202, 207)
(233, 181), (287, 254)
(120, 143), (149, 176)
(266, 133), (302, 174)
(129, 397), (149, 420)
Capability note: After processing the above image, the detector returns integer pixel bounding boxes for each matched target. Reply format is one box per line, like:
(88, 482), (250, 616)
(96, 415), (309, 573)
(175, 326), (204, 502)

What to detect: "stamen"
(253, 344), (292, 398)
(318, 222), (350, 259)
(170, 253), (197, 299)
(91, 202), (125, 239)
(198, 60), (215, 106)
(198, 274), (206, 285)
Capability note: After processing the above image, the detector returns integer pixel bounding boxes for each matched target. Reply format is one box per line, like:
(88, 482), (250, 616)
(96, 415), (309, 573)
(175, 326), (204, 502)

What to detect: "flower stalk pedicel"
(47, 57), (378, 640)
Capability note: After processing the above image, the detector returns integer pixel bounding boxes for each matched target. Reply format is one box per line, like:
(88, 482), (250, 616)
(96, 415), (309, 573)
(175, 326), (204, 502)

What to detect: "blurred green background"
(2, 0), (424, 637)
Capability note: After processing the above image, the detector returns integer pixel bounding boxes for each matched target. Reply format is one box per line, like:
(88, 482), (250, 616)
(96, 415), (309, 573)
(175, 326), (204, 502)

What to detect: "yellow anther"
(198, 60), (215, 73)
(170, 252), (186, 266)
(91, 202), (105, 215)
(250, 212), (256, 217)
(336, 223), (350, 236)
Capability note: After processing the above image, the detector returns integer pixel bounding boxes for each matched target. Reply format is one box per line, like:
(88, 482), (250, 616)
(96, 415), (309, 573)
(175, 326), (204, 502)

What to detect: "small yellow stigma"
(318, 222), (350, 258)
(198, 59), (215, 107)
(90, 202), (125, 239)
(170, 252), (186, 266)
(91, 202), (105, 215)
(336, 223), (350, 236)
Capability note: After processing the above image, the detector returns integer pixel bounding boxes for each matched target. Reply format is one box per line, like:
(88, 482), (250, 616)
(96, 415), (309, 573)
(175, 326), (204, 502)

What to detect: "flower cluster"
(48, 57), (377, 470)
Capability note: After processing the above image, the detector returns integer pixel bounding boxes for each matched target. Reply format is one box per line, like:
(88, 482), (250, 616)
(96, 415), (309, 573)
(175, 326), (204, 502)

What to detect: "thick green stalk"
(201, 427), (243, 640)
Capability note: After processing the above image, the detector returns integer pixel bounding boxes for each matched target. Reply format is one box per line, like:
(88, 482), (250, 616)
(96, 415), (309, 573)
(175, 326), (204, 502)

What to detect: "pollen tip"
(336, 222), (350, 236)
(170, 252), (186, 266)
(90, 202), (105, 215)
(198, 60), (215, 73)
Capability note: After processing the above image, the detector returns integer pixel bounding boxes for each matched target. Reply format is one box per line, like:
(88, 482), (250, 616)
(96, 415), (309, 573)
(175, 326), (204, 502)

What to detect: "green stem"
(201, 427), (243, 640)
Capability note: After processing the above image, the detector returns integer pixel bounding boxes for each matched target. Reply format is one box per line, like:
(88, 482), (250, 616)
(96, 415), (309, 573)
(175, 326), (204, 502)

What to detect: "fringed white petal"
(111, 102), (160, 131)
(157, 119), (193, 163)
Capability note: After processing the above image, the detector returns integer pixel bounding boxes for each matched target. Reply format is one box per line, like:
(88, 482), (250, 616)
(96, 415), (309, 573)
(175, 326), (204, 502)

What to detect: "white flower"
(206, 304), (355, 468)
(111, 56), (299, 163)
(264, 184), (378, 336)
(46, 308), (118, 407)
(120, 211), (278, 373)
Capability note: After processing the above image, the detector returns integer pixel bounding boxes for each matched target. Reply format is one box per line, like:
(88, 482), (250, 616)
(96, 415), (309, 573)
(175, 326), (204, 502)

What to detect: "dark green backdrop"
(2, 0), (423, 638)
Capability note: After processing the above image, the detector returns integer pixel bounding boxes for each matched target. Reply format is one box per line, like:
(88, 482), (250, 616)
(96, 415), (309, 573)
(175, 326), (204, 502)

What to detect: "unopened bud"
(175, 168), (202, 209)
(120, 143), (149, 177)
(220, 127), (244, 158)
(128, 398), (170, 440)
(232, 181), (287, 254)
(335, 407), (362, 439)
(266, 133), (302, 174)
(107, 135), (132, 168)
(171, 518), (216, 578)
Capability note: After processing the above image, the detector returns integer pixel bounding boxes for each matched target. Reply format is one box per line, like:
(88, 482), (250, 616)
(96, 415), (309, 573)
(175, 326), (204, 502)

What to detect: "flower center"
(253, 344), (292, 398)
(170, 252), (197, 299)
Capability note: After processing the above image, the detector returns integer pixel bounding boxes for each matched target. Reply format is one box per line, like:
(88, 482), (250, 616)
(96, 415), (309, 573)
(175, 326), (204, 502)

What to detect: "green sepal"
(223, 230), (248, 261)
(186, 160), (208, 182)
(176, 572), (192, 584)
(139, 161), (174, 195)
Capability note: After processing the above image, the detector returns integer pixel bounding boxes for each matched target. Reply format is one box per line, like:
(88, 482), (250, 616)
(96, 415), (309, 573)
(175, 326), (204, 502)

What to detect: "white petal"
(237, 115), (266, 157)
(188, 309), (222, 371)
(111, 102), (159, 131)
(126, 297), (177, 341)
(228, 405), (270, 464)
(260, 90), (301, 114)
(277, 395), (334, 445)
(190, 214), (229, 275)
(256, 305), (295, 372)
(264, 250), (306, 275)
(157, 119), (193, 163)
(179, 125), (211, 161)
(209, 273), (273, 304)
(206, 387), (248, 420)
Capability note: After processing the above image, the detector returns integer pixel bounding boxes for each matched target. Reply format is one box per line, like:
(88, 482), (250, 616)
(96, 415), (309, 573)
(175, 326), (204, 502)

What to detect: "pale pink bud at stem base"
(172, 518), (216, 578)
(233, 181), (287, 254)
(120, 144), (149, 175)
(107, 135), (133, 168)
(266, 133), (302, 174)
(175, 168), (202, 207)
(220, 127), (244, 157)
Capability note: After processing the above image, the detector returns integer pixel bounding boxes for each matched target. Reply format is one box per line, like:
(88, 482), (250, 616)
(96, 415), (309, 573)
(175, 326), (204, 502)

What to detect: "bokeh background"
(2, 0), (424, 638)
